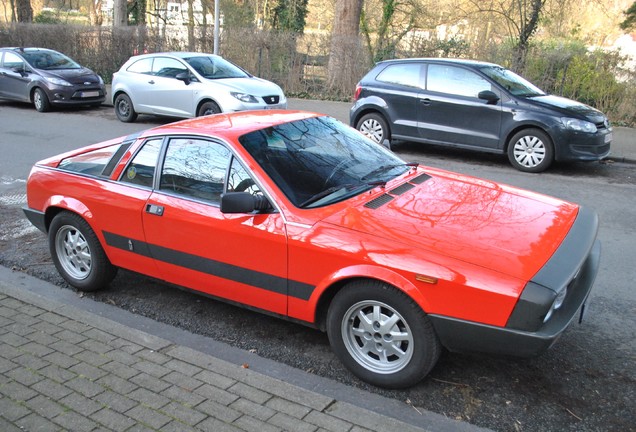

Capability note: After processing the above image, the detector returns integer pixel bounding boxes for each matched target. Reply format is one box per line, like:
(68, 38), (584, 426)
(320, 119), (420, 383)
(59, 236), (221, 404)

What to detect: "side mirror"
(176, 72), (191, 85)
(220, 192), (271, 213)
(12, 66), (28, 77)
(478, 90), (500, 104)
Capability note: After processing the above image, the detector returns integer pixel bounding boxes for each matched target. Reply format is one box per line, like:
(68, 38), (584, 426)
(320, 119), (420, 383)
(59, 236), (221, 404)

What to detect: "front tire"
(114, 93), (138, 123)
(49, 212), (117, 291)
(507, 128), (554, 172)
(327, 280), (441, 388)
(197, 101), (221, 117)
(33, 88), (51, 112)
(356, 113), (390, 145)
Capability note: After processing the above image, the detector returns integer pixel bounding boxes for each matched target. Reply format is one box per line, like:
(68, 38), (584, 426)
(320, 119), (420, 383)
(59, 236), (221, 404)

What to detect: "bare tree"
(113, 0), (127, 26)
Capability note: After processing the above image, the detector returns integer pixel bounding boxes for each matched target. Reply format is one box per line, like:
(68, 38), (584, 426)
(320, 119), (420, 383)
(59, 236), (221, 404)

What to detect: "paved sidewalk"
(0, 266), (489, 432)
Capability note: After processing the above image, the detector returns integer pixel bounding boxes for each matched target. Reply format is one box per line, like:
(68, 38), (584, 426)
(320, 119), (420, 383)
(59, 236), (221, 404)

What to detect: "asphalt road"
(0, 101), (635, 432)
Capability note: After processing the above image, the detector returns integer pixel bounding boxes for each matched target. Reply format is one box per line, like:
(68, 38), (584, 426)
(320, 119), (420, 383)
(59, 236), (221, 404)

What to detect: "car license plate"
(81, 91), (100, 98)
(604, 133), (612, 143)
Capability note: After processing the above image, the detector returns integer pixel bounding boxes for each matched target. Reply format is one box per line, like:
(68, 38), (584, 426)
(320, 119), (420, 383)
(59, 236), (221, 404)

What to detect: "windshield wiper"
(361, 163), (416, 182)
(299, 184), (357, 208)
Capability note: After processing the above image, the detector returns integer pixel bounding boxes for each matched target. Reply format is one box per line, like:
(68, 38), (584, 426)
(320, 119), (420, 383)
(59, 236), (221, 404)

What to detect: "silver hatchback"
(111, 52), (287, 122)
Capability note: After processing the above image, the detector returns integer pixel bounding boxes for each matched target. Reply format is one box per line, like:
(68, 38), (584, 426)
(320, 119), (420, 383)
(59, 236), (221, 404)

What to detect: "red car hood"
(323, 168), (579, 281)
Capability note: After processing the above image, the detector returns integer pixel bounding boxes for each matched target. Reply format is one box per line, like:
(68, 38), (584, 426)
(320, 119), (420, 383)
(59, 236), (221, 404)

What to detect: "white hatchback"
(111, 52), (287, 122)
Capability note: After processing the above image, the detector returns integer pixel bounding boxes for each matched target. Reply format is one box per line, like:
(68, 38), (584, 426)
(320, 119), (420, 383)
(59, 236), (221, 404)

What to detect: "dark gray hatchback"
(0, 47), (105, 112)
(350, 58), (612, 172)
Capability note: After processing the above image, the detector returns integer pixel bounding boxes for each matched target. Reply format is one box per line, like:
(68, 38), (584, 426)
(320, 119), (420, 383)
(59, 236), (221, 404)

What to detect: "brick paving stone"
(55, 329), (87, 345)
(39, 311), (67, 325)
(60, 392), (105, 416)
(96, 373), (139, 394)
(94, 390), (138, 414)
(100, 360), (140, 380)
(84, 328), (117, 343)
(74, 349), (111, 367)
(165, 358), (203, 377)
(0, 345), (23, 361)
(58, 319), (91, 335)
(132, 360), (172, 379)
(0, 416), (23, 432)
(65, 376), (106, 398)
(194, 383), (240, 406)
(193, 369), (236, 390)
(197, 417), (245, 432)
(196, 399), (242, 423)
(160, 420), (201, 432)
(138, 348), (171, 364)
(304, 409), (354, 432)
(163, 370), (203, 392)
(0, 332), (31, 347)
(31, 378), (73, 400)
(8, 321), (37, 336)
(230, 397), (276, 421)
(25, 331), (59, 346)
(0, 357), (17, 374)
(13, 314), (41, 329)
(69, 361), (108, 381)
(268, 411), (318, 432)
(233, 414), (284, 432)
(78, 338), (113, 355)
(128, 387), (171, 410)
(228, 381), (272, 404)
(0, 380), (38, 402)
(0, 304), (19, 318)
(12, 353), (49, 370)
(265, 396), (313, 419)
(126, 404), (172, 429)
(23, 394), (66, 419)
(104, 349), (141, 366)
(52, 410), (100, 432)
(91, 407), (136, 431)
(15, 412), (63, 431)
(161, 384), (207, 407)
(38, 364), (77, 383)
(0, 395), (32, 421)
(32, 320), (64, 335)
(49, 339), (85, 356)
(160, 400), (207, 426)
(130, 371), (172, 393)
(5, 365), (44, 386)
(42, 351), (80, 369)
(108, 338), (144, 355)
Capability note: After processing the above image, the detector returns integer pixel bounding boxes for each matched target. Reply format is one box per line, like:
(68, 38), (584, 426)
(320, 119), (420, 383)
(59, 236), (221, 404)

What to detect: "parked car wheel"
(356, 113), (390, 144)
(114, 93), (138, 123)
(49, 212), (117, 291)
(327, 280), (441, 388)
(507, 128), (554, 173)
(198, 101), (221, 117)
(33, 88), (51, 112)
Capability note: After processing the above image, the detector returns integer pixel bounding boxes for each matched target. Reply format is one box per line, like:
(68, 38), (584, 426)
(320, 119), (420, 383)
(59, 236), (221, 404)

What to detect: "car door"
(418, 63), (502, 149)
(140, 137), (289, 315)
(145, 57), (196, 117)
(0, 51), (31, 102)
(370, 62), (424, 138)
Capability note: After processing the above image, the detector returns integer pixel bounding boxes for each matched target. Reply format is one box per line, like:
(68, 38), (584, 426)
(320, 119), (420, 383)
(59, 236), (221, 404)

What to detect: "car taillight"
(353, 85), (362, 101)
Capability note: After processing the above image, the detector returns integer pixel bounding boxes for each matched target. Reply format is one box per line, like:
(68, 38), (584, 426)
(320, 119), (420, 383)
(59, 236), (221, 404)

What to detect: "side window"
(126, 58), (153, 75)
(120, 139), (162, 187)
(427, 64), (493, 97)
(375, 63), (423, 88)
(227, 157), (262, 196)
(152, 57), (188, 78)
(160, 138), (231, 203)
(3, 52), (25, 70)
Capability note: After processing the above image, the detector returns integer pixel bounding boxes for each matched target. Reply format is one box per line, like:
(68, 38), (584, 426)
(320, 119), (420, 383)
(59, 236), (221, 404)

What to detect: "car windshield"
(184, 56), (249, 79)
(479, 65), (545, 97)
(239, 116), (409, 208)
(21, 50), (81, 70)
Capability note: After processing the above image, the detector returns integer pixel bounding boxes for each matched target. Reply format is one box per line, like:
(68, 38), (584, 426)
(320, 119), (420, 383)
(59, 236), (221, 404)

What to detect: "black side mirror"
(176, 72), (191, 85)
(220, 192), (271, 213)
(478, 90), (500, 104)
(12, 66), (28, 77)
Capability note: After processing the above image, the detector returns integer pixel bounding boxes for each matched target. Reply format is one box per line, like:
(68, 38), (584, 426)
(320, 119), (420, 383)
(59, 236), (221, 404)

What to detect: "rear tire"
(114, 93), (138, 123)
(49, 212), (117, 291)
(327, 280), (440, 388)
(33, 88), (51, 112)
(356, 113), (390, 145)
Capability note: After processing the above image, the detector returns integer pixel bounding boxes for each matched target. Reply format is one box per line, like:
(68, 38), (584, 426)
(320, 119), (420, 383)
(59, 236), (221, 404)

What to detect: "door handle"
(148, 80), (155, 85)
(145, 204), (164, 216)
(419, 98), (431, 106)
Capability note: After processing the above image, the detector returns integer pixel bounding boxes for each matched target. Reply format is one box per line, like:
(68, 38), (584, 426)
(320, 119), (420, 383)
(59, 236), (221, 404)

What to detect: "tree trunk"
(327, 0), (364, 95)
(113, 0), (127, 26)
(15, 0), (33, 22)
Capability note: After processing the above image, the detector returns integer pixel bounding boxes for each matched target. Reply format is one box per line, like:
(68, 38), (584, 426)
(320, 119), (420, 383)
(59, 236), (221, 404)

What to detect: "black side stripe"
(102, 231), (315, 301)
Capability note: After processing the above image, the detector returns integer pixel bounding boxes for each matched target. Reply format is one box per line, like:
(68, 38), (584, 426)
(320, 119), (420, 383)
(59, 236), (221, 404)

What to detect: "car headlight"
(45, 77), (73, 87)
(543, 287), (567, 323)
(561, 118), (597, 133)
(98, 75), (104, 85)
(231, 92), (258, 103)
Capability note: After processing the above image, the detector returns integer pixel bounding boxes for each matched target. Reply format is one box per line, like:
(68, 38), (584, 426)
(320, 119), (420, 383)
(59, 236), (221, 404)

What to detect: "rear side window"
(376, 63), (423, 88)
(427, 64), (492, 97)
(126, 58), (153, 74)
(58, 144), (124, 177)
(120, 139), (163, 187)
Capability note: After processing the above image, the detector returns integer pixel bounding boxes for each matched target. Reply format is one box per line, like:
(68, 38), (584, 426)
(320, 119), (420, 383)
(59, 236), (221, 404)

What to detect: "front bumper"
(430, 206), (601, 357)
(555, 128), (612, 162)
(44, 85), (106, 106)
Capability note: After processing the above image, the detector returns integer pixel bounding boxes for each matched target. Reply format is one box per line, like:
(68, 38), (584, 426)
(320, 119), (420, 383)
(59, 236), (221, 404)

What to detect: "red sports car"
(23, 111), (600, 388)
